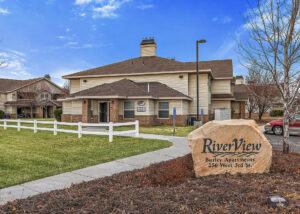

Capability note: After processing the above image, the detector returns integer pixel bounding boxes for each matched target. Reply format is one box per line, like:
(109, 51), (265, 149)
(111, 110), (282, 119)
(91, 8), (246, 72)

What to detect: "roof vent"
(140, 37), (156, 57)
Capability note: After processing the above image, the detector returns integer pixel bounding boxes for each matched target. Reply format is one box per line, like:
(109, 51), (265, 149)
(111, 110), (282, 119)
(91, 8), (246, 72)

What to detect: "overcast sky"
(0, 0), (254, 85)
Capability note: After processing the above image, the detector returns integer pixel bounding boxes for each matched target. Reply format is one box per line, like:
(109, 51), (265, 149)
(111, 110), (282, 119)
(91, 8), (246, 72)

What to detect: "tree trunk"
(248, 111), (252, 119)
(258, 110), (263, 121)
(282, 103), (290, 153)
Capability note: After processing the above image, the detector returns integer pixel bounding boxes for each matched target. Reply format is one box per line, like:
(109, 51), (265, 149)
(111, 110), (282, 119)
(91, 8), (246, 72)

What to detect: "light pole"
(196, 39), (206, 121)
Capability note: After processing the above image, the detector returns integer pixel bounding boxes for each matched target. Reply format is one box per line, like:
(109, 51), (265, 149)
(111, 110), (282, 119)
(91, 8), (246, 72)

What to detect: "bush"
(231, 108), (235, 118)
(270, 109), (283, 117)
(0, 110), (4, 119)
(54, 108), (62, 121)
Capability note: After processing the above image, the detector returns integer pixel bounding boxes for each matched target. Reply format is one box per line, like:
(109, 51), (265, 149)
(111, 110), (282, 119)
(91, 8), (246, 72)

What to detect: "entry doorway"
(98, 101), (110, 122)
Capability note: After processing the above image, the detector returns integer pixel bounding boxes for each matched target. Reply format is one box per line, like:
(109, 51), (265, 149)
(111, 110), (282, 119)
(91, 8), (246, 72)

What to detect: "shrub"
(0, 110), (4, 119)
(54, 108), (62, 121)
(270, 109), (283, 117)
(231, 108), (235, 118)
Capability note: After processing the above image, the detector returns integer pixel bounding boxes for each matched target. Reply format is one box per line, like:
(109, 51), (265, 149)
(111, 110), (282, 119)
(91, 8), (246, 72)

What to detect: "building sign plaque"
(137, 107), (146, 112)
(188, 120), (272, 177)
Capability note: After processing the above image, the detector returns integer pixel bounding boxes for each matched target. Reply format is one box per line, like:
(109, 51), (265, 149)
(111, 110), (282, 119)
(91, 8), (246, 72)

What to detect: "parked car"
(264, 113), (300, 135)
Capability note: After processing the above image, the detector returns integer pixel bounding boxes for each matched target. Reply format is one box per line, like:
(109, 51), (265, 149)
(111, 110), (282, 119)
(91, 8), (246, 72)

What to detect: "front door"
(99, 102), (109, 122)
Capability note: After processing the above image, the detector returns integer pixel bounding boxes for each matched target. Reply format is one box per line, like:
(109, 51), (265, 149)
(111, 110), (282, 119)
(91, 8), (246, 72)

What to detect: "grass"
(0, 128), (172, 189)
(115, 125), (195, 137)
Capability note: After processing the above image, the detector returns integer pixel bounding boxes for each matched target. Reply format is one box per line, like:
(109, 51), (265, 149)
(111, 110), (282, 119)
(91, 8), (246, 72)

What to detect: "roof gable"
(63, 56), (233, 79)
(68, 79), (191, 100)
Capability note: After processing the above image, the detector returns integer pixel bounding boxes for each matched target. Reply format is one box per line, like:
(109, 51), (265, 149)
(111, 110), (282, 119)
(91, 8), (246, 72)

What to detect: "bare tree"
(17, 86), (39, 118)
(246, 92), (258, 118)
(63, 80), (70, 92)
(246, 67), (275, 121)
(238, 0), (300, 153)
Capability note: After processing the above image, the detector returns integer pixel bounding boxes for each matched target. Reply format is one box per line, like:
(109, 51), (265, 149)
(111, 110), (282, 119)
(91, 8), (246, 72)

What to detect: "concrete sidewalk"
(0, 134), (189, 206)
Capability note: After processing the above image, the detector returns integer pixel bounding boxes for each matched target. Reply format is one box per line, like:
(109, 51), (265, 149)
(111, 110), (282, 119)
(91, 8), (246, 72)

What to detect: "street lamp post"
(196, 39), (206, 121)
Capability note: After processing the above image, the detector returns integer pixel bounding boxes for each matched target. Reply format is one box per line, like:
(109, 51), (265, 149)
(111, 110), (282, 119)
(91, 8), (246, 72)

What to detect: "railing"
(0, 119), (139, 143)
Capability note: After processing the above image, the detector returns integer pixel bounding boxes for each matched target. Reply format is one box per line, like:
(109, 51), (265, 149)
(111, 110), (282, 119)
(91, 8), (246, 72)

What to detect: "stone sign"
(188, 120), (272, 177)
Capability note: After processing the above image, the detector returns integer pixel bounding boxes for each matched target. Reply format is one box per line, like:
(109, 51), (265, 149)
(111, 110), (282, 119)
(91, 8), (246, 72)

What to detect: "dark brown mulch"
(1, 152), (300, 214)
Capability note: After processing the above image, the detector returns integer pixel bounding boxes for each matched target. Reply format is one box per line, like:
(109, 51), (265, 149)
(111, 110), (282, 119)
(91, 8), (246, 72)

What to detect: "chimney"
(140, 38), (156, 57)
(235, 76), (244, 85)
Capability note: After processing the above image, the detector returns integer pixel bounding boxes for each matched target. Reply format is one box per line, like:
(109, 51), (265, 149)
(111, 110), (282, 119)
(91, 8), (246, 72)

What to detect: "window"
(41, 94), (44, 99)
(124, 101), (135, 118)
(158, 102), (169, 118)
(90, 101), (94, 117)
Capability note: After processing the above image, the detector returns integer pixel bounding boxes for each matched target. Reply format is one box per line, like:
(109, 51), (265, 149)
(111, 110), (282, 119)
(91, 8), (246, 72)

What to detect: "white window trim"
(158, 101), (170, 119)
(124, 101), (135, 119)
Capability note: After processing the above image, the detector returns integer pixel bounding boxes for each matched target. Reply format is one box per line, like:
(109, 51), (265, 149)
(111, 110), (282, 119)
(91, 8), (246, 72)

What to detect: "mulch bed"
(1, 151), (299, 213)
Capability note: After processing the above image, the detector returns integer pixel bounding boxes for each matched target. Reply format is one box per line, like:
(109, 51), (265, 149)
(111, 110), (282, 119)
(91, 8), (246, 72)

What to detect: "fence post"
(17, 119), (21, 132)
(135, 120), (139, 137)
(4, 119), (7, 130)
(78, 122), (82, 138)
(34, 120), (37, 133)
(54, 120), (57, 136)
(109, 122), (113, 143)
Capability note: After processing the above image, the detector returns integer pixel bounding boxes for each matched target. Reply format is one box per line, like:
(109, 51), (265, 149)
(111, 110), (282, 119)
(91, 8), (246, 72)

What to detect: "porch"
(62, 98), (190, 126)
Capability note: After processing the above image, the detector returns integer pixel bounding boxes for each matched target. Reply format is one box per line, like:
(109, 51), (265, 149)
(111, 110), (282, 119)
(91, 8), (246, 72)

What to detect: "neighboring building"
(60, 39), (248, 126)
(0, 77), (67, 118)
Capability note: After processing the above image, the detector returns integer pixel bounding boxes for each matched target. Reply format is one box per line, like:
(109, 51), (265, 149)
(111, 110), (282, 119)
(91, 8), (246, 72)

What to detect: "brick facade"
(118, 115), (188, 126)
(61, 114), (82, 123)
(110, 99), (119, 123)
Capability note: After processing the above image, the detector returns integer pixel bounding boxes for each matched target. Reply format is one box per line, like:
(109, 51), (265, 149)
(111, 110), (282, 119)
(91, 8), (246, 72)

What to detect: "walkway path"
(0, 134), (189, 206)
(1, 128), (299, 206)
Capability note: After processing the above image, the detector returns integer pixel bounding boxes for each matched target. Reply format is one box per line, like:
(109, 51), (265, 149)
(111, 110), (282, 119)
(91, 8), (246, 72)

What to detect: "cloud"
(137, 4), (153, 10)
(74, 0), (131, 19)
(222, 16), (232, 23)
(212, 16), (232, 24)
(0, 8), (9, 15)
(0, 49), (32, 79)
(75, 0), (93, 5)
(212, 17), (218, 22)
(213, 26), (246, 59)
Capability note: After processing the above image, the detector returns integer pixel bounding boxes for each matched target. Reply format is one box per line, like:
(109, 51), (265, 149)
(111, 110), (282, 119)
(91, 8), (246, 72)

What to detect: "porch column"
(37, 106), (43, 118)
(240, 101), (246, 119)
(110, 99), (119, 123)
(82, 99), (90, 123)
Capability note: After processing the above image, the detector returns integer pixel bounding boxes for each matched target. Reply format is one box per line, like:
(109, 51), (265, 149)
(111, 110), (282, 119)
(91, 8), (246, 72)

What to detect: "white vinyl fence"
(0, 119), (139, 143)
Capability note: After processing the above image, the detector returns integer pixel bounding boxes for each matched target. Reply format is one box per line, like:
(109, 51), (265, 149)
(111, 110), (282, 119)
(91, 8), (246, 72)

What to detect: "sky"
(0, 0), (254, 86)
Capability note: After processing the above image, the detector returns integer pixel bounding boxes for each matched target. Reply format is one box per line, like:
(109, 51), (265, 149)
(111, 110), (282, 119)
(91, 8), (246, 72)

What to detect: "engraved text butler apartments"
(59, 39), (248, 126)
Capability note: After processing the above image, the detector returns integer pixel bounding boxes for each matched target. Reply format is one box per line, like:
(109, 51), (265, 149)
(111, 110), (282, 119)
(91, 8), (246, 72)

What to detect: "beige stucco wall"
(6, 92), (17, 101)
(140, 45), (156, 57)
(211, 100), (231, 112)
(188, 73), (210, 115)
(0, 93), (6, 112)
(63, 100), (82, 114)
(119, 99), (155, 116)
(232, 101), (240, 113)
(211, 79), (231, 94)
(70, 79), (80, 94)
(117, 99), (188, 117)
(5, 106), (17, 114)
(73, 73), (189, 96)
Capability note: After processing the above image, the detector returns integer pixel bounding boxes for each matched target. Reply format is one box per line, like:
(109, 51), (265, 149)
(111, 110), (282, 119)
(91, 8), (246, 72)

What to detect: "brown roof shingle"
(63, 56), (233, 79)
(211, 94), (234, 99)
(68, 79), (191, 100)
(233, 84), (249, 101)
(0, 78), (42, 92)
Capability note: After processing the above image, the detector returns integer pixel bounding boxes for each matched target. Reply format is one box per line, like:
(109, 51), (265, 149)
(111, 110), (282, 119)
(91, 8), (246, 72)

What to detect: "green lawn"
(115, 125), (195, 137)
(0, 128), (172, 189)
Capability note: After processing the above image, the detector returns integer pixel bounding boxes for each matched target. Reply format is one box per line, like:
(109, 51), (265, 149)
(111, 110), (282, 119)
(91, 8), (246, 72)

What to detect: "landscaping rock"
(188, 119), (272, 177)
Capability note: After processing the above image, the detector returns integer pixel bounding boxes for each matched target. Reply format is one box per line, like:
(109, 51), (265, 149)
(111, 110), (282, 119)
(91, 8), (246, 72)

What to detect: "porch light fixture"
(196, 39), (206, 121)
